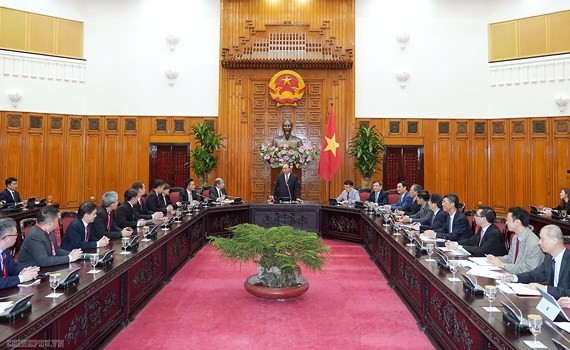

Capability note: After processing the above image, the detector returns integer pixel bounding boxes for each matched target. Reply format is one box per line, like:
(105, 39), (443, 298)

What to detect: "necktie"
(285, 174), (289, 183)
(139, 198), (143, 208)
(449, 217), (453, 234)
(85, 226), (89, 242)
(478, 228), (485, 246)
(37, 224), (56, 255)
(10, 191), (15, 203)
(107, 211), (111, 231)
(514, 238), (520, 263)
(375, 192), (379, 204)
(431, 212), (436, 225)
(1, 253), (6, 278)
(218, 188), (221, 197)
(551, 258), (557, 286)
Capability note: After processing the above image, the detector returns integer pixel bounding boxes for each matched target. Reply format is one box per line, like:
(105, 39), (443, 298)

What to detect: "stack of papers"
(0, 302), (13, 313)
(419, 234), (445, 243)
(506, 283), (541, 296)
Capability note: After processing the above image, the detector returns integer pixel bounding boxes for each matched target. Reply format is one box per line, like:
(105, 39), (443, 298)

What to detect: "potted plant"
(348, 124), (386, 190)
(190, 122), (223, 187)
(208, 223), (330, 299)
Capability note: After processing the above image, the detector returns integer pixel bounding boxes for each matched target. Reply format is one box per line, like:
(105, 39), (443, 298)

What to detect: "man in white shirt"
(0, 177), (21, 205)
(337, 179), (360, 205)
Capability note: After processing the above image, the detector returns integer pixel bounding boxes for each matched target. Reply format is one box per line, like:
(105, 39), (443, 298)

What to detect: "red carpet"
(106, 240), (433, 349)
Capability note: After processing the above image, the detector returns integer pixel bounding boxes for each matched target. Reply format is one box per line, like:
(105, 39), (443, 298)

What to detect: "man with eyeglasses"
(0, 218), (39, 289)
(424, 193), (471, 242)
(445, 206), (507, 257)
(336, 179), (360, 205)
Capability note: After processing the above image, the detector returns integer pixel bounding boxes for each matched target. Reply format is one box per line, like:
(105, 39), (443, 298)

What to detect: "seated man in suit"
(18, 206), (82, 268)
(209, 178), (228, 202)
(0, 218), (39, 289)
(502, 224), (570, 298)
(367, 181), (389, 206)
(272, 164), (300, 202)
(162, 184), (182, 209)
(390, 181), (412, 212)
(131, 181), (163, 220)
(487, 206), (544, 273)
(395, 184), (422, 216)
(414, 193), (448, 232)
(424, 193), (471, 242)
(402, 190), (432, 225)
(92, 191), (133, 240)
(336, 179), (360, 205)
(146, 179), (173, 214)
(61, 202), (110, 251)
(116, 189), (149, 229)
(445, 206), (507, 257)
(0, 177), (21, 206)
(179, 178), (201, 203)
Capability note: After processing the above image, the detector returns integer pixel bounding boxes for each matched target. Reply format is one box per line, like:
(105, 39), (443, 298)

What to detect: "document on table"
(467, 269), (503, 279)
(554, 322), (570, 334)
(419, 234), (445, 243)
(496, 281), (516, 294)
(468, 257), (495, 266)
(0, 302), (13, 313)
(507, 283), (541, 296)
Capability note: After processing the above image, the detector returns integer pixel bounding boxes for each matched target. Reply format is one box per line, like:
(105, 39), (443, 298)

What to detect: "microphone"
(461, 272), (485, 295)
(285, 180), (294, 203)
(499, 288), (529, 331)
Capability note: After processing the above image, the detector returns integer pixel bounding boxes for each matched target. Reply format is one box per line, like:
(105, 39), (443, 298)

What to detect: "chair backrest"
(201, 189), (210, 199)
(458, 202), (466, 213)
(387, 189), (399, 205)
(464, 210), (476, 233)
(60, 210), (78, 243)
(358, 189), (370, 202)
(19, 218), (38, 241)
(169, 190), (181, 204)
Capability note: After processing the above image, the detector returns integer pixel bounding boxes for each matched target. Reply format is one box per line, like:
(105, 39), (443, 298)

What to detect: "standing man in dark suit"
(272, 164), (300, 201)
(416, 193), (448, 232)
(0, 218), (39, 289)
(425, 193), (471, 241)
(209, 178), (228, 202)
(179, 178), (201, 203)
(61, 202), (110, 251)
(116, 189), (148, 229)
(146, 179), (173, 214)
(502, 225), (570, 299)
(367, 181), (388, 205)
(18, 206), (82, 268)
(92, 191), (132, 240)
(0, 177), (21, 205)
(445, 206), (507, 257)
(390, 181), (412, 212)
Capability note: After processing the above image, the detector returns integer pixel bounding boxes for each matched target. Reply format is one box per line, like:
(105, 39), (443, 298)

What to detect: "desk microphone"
(285, 180), (294, 203)
(461, 272), (485, 294)
(499, 288), (529, 331)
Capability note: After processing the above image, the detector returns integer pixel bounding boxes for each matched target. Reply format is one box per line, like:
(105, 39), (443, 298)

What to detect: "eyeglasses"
(474, 214), (483, 218)
(2, 235), (18, 239)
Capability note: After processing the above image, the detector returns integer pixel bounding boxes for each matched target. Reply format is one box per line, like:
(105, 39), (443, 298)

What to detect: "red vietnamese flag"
(318, 105), (341, 182)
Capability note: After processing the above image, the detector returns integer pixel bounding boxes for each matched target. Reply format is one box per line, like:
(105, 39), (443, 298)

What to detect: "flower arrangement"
(260, 142), (319, 169)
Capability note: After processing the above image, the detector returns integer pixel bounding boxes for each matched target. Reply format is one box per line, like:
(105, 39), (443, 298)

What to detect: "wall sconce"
(555, 95), (570, 113)
(7, 90), (22, 107)
(165, 68), (179, 87)
(396, 33), (410, 51)
(395, 71), (410, 88)
(166, 34), (180, 52)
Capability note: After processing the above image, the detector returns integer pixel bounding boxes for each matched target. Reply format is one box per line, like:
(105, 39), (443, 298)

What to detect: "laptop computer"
(328, 198), (339, 206)
(537, 288), (570, 321)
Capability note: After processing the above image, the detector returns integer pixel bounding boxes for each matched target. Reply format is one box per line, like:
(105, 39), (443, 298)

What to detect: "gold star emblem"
(282, 75), (292, 85)
(323, 134), (339, 157)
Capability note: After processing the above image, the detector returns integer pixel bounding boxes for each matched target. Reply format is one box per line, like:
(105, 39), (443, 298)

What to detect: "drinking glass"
(49, 273), (61, 296)
(449, 261), (459, 281)
(21, 201), (28, 211)
(383, 213), (391, 227)
(562, 210), (567, 221)
(121, 237), (130, 254)
(161, 217), (169, 230)
(142, 226), (151, 242)
(426, 243), (435, 262)
(90, 254), (99, 272)
(393, 223), (401, 236)
(484, 285), (497, 311)
(527, 314), (543, 344)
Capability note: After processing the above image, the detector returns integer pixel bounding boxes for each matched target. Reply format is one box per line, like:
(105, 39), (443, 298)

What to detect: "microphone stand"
(285, 180), (294, 204)
(499, 288), (530, 331)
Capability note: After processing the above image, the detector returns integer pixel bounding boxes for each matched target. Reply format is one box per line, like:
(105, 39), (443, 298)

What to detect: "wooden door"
(383, 147), (424, 190)
(149, 144), (189, 188)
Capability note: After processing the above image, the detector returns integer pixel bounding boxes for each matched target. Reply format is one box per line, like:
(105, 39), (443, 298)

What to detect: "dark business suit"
(435, 210), (472, 241)
(420, 209), (448, 232)
(390, 191), (412, 212)
(209, 187), (228, 201)
(60, 217), (98, 250)
(0, 189), (21, 205)
(405, 198), (421, 216)
(272, 173), (300, 201)
(18, 225), (70, 268)
(409, 203), (433, 226)
(368, 190), (389, 205)
(516, 250), (570, 299)
(116, 201), (140, 229)
(92, 207), (122, 239)
(146, 190), (167, 214)
(458, 223), (507, 257)
(0, 250), (23, 289)
(179, 189), (200, 203)
(134, 196), (152, 220)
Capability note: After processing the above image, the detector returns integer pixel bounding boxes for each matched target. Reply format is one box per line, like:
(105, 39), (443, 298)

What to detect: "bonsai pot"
(244, 275), (309, 299)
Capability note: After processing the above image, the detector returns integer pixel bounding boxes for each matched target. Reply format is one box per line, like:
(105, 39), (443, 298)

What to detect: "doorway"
(149, 144), (190, 188)
(383, 146), (424, 190)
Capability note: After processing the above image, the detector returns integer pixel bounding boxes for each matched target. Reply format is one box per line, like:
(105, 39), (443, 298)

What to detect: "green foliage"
(208, 224), (330, 288)
(190, 122), (223, 186)
(348, 125), (386, 187)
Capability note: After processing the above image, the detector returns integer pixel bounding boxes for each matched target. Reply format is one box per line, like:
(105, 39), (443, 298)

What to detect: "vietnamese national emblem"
(268, 70), (305, 107)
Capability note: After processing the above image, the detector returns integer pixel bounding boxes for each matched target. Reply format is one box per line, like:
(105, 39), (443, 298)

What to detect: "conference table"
(0, 202), (567, 349)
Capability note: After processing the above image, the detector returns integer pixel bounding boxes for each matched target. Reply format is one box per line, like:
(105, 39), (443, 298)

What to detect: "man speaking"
(272, 164), (300, 202)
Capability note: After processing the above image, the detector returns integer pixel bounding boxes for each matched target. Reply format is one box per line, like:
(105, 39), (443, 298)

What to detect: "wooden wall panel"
(22, 113), (46, 199)
(471, 121), (489, 207)
(489, 120), (508, 213)
(44, 115), (64, 205)
(452, 121), (469, 204)
(553, 118), (570, 204)
(85, 118), (102, 203)
(529, 118), (551, 207)
(3, 112), (23, 183)
(62, 116), (84, 208)
(102, 117), (120, 194)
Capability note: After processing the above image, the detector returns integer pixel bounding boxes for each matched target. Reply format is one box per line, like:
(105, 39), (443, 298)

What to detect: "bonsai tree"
(190, 122), (223, 186)
(348, 124), (386, 189)
(208, 224), (330, 288)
